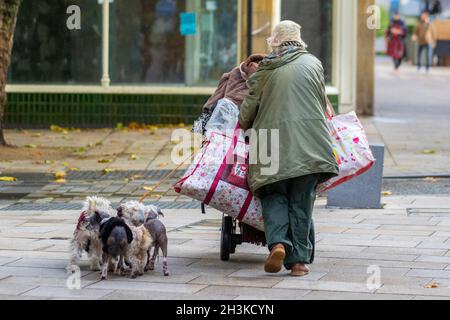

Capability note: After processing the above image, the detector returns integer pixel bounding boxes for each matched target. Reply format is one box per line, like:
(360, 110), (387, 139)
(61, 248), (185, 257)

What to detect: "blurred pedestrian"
(385, 12), (408, 70)
(413, 11), (436, 72)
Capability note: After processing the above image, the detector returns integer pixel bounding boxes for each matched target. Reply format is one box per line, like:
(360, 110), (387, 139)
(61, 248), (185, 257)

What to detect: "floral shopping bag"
(174, 128), (264, 231)
(317, 107), (376, 193)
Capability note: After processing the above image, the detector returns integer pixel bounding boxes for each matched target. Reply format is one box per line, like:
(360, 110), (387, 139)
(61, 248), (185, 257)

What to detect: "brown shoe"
(264, 244), (286, 274)
(290, 263), (310, 277)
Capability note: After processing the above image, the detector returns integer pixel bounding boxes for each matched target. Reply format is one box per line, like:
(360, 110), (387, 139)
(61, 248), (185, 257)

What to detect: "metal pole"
(101, 0), (110, 87)
(247, 0), (253, 57)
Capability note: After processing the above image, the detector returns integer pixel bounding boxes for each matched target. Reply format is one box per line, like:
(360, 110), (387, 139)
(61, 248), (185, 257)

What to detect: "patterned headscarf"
(261, 41), (307, 66)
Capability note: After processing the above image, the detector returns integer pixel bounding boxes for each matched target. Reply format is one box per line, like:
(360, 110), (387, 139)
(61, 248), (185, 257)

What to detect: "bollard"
(327, 144), (385, 209)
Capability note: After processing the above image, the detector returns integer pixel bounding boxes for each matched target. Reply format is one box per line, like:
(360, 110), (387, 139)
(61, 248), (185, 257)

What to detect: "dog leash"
(139, 152), (196, 203)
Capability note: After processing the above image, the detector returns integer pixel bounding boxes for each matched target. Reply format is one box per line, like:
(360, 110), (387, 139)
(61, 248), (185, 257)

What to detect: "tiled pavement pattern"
(0, 170), (188, 202)
(1, 195), (450, 300)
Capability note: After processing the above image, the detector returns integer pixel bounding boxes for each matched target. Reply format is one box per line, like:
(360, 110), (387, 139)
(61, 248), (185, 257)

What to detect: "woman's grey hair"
(269, 20), (308, 50)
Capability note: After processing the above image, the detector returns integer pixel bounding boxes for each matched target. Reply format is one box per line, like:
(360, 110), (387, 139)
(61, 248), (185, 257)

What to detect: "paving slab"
(189, 275), (283, 288)
(101, 290), (238, 300)
(22, 286), (114, 299)
(302, 291), (414, 300)
(197, 285), (310, 300)
(87, 280), (207, 294)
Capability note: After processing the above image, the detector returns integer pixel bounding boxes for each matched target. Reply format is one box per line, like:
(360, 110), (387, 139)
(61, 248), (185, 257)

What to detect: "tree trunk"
(0, 0), (21, 146)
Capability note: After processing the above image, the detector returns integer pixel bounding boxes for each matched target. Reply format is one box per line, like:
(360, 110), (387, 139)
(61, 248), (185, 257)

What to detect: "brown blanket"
(203, 54), (266, 112)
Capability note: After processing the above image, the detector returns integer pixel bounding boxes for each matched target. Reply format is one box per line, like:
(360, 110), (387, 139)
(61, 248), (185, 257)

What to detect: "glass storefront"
(281, 0), (333, 83)
(110, 0), (187, 84)
(8, 0), (332, 86)
(9, 0), (102, 84)
(9, 0), (238, 86)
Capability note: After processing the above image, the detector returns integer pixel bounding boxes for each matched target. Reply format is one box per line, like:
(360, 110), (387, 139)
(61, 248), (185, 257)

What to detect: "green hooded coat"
(239, 50), (339, 194)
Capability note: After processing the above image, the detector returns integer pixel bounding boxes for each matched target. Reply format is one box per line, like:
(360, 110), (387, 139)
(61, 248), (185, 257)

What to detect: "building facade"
(6, 0), (372, 127)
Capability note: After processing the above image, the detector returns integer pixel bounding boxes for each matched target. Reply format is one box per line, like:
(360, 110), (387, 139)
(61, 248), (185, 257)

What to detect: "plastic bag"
(204, 98), (239, 137)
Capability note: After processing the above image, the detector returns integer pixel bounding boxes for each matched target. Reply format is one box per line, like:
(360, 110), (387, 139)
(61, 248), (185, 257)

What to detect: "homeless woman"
(239, 21), (339, 277)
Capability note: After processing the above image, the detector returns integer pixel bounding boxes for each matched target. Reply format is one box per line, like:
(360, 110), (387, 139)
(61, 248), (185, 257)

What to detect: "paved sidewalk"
(1, 195), (450, 300)
(361, 57), (450, 177)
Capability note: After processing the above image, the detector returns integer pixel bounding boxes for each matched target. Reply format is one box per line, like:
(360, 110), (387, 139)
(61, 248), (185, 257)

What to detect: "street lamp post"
(247, 0), (253, 57)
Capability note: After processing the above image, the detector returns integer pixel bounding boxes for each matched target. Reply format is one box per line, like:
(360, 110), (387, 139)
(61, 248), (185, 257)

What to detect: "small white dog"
(67, 196), (114, 273)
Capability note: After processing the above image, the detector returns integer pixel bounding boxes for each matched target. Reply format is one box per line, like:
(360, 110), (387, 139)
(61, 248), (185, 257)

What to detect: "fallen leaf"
(54, 172), (67, 180)
(50, 125), (68, 134)
(424, 177), (440, 182)
(143, 186), (154, 192)
(424, 282), (439, 289)
(382, 191), (393, 196)
(129, 154), (138, 161)
(115, 123), (124, 130)
(103, 168), (116, 174)
(158, 163), (168, 168)
(61, 162), (70, 167)
(69, 167), (80, 171)
(422, 149), (437, 155)
(53, 179), (66, 183)
(128, 122), (140, 130)
(44, 160), (55, 165)
(31, 133), (42, 138)
(0, 176), (18, 182)
(98, 159), (111, 164)
(73, 147), (87, 154)
(24, 144), (37, 149)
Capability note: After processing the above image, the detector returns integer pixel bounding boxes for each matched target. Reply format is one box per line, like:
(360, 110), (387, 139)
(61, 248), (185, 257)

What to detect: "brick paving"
(1, 196), (450, 300)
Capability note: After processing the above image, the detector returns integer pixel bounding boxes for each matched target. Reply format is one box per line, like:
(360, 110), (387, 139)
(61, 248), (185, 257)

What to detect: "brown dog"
(143, 205), (169, 276)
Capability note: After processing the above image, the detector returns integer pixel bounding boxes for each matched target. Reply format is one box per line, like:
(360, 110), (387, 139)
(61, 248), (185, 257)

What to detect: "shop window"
(110, 0), (238, 86)
(9, 0), (102, 84)
(281, 0), (333, 83)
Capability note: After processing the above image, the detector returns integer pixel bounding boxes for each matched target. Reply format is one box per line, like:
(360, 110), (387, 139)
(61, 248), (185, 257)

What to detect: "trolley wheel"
(220, 216), (233, 261)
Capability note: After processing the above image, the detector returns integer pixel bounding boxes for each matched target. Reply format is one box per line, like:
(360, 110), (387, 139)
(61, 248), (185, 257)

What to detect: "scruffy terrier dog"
(143, 205), (170, 276)
(116, 200), (146, 226)
(117, 201), (169, 276)
(99, 217), (133, 280)
(67, 196), (114, 273)
(116, 201), (154, 279)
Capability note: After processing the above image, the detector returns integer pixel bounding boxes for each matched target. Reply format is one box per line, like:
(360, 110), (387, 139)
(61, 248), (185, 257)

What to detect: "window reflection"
(281, 0), (333, 83)
(9, 0), (102, 84)
(110, 0), (238, 86)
